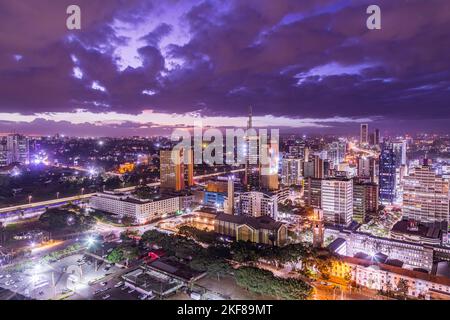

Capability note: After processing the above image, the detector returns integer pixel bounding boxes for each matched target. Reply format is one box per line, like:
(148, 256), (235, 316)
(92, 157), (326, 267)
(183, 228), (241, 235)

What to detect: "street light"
(28, 195), (32, 204)
(56, 192), (60, 199)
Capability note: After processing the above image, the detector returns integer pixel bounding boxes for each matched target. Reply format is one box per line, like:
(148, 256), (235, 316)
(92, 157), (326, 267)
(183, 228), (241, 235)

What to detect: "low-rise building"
(214, 213), (288, 246)
(330, 256), (450, 299)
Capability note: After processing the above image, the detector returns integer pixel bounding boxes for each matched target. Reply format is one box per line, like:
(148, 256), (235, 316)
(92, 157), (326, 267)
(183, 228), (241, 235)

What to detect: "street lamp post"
(28, 195), (32, 204)
(56, 192), (60, 199)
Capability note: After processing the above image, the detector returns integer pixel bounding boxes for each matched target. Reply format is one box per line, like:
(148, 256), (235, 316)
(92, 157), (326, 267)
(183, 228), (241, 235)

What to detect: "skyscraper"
(360, 124), (369, 145)
(321, 178), (353, 226)
(244, 106), (260, 190)
(379, 143), (397, 204)
(357, 156), (377, 183)
(160, 148), (194, 191)
(353, 180), (379, 223)
(260, 137), (279, 191)
(281, 158), (302, 186)
(403, 163), (449, 225)
(6, 134), (29, 165)
(327, 140), (346, 169)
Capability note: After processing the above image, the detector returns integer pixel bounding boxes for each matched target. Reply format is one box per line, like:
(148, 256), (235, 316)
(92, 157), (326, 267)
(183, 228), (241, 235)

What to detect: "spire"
(247, 106), (253, 129)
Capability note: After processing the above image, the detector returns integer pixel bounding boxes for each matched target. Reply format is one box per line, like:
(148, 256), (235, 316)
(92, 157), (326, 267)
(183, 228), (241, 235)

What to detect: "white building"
(235, 191), (278, 220)
(321, 178), (353, 226)
(5, 134), (29, 165)
(403, 164), (449, 225)
(90, 191), (185, 224)
(281, 158), (302, 186)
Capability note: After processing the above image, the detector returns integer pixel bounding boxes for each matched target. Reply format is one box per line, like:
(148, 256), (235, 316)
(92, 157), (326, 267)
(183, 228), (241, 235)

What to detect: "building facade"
(321, 178), (353, 227)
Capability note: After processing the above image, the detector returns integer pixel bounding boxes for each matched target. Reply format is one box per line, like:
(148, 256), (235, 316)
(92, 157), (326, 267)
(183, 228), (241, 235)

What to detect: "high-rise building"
(0, 142), (7, 167)
(357, 156), (378, 183)
(225, 176), (235, 215)
(327, 141), (346, 169)
(353, 180), (379, 223)
(392, 140), (407, 167)
(403, 163), (449, 225)
(379, 143), (396, 204)
(6, 134), (29, 165)
(374, 128), (380, 146)
(260, 138), (279, 191)
(321, 178), (353, 226)
(304, 177), (322, 208)
(281, 158), (302, 186)
(244, 106), (260, 190)
(160, 148), (194, 192)
(235, 191), (278, 219)
(360, 124), (369, 145)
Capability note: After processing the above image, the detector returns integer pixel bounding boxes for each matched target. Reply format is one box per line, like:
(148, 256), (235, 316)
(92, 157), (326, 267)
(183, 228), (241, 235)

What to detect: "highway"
(0, 168), (245, 222)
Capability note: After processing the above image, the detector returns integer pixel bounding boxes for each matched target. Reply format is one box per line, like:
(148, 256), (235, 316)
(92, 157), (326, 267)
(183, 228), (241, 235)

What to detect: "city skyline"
(1, 0), (450, 136)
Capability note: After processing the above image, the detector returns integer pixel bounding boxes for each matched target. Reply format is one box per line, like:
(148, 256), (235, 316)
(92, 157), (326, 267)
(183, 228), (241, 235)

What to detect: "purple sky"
(0, 0), (449, 136)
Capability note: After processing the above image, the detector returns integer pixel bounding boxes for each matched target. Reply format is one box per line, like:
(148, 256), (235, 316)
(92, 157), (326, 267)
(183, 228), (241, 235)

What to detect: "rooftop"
(215, 213), (285, 231)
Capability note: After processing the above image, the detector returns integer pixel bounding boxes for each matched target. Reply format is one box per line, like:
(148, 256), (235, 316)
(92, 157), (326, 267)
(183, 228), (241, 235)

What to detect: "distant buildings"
(357, 156), (377, 183)
(214, 213), (287, 246)
(379, 142), (397, 204)
(403, 163), (449, 225)
(360, 124), (369, 145)
(321, 178), (353, 227)
(0, 134), (29, 166)
(312, 208), (325, 248)
(327, 140), (346, 169)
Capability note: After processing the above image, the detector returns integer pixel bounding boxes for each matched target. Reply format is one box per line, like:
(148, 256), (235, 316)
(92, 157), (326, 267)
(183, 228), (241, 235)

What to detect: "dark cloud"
(0, 0), (449, 134)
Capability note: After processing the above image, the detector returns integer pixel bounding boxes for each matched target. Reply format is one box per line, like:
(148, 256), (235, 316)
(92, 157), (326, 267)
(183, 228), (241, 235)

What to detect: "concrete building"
(353, 180), (379, 223)
(330, 256), (450, 299)
(304, 177), (322, 208)
(234, 191), (278, 219)
(360, 124), (369, 145)
(403, 163), (449, 225)
(281, 158), (302, 186)
(160, 148), (194, 192)
(321, 178), (353, 227)
(90, 191), (189, 224)
(5, 134), (29, 165)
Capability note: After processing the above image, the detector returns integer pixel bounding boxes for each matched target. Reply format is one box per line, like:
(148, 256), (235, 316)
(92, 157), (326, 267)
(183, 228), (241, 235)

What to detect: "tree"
(235, 267), (312, 300)
(107, 248), (124, 264)
(397, 279), (409, 299)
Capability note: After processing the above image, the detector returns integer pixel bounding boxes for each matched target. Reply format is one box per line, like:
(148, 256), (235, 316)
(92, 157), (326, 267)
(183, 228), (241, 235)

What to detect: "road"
(0, 168), (246, 220)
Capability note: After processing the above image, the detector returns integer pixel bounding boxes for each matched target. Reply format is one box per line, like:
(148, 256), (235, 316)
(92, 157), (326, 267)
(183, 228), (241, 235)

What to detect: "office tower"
(6, 134), (29, 165)
(360, 124), (369, 145)
(321, 178), (353, 226)
(160, 148), (193, 191)
(0, 142), (7, 167)
(392, 140), (407, 168)
(304, 147), (310, 162)
(226, 176), (235, 214)
(235, 191), (278, 219)
(312, 208), (325, 248)
(304, 178), (322, 208)
(353, 180), (379, 223)
(379, 143), (397, 204)
(327, 141), (346, 169)
(281, 158), (302, 186)
(313, 155), (324, 179)
(357, 156), (377, 183)
(303, 160), (315, 178)
(403, 163), (449, 225)
(244, 106), (260, 190)
(374, 129), (380, 145)
(260, 138), (279, 191)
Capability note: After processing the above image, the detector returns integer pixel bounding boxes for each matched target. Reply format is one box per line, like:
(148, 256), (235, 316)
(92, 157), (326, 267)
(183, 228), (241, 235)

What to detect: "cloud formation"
(0, 0), (449, 135)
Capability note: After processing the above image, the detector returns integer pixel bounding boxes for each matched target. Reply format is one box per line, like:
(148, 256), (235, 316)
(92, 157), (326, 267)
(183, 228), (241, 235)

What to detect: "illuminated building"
(304, 177), (322, 208)
(330, 256), (450, 299)
(357, 156), (377, 183)
(379, 142), (396, 204)
(360, 124), (369, 145)
(403, 162), (449, 225)
(6, 134), (29, 165)
(312, 208), (325, 248)
(90, 191), (189, 224)
(235, 191), (278, 219)
(160, 148), (194, 192)
(321, 178), (353, 227)
(327, 140), (347, 169)
(118, 162), (135, 174)
(281, 158), (302, 186)
(244, 106), (260, 190)
(353, 180), (379, 223)
(214, 214), (287, 246)
(260, 138), (279, 191)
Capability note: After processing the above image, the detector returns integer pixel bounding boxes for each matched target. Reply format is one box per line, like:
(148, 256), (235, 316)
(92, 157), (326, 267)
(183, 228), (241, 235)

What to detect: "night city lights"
(0, 1), (449, 316)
